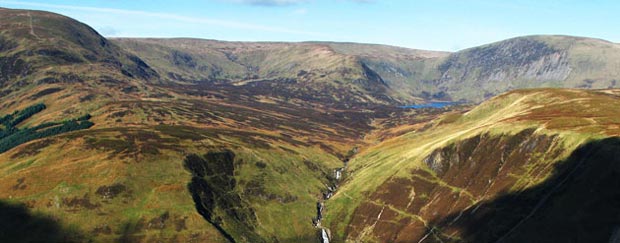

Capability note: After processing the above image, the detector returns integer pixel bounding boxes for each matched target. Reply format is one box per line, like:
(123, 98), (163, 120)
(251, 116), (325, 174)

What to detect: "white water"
(321, 228), (330, 243)
(316, 167), (347, 242)
(335, 169), (342, 180)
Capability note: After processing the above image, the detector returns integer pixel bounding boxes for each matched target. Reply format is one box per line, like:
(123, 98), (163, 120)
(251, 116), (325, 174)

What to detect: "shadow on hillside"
(0, 201), (82, 242)
(429, 137), (620, 243)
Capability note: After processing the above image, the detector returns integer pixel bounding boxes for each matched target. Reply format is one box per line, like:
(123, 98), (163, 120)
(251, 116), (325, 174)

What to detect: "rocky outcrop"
(184, 151), (264, 243)
(434, 37), (573, 100)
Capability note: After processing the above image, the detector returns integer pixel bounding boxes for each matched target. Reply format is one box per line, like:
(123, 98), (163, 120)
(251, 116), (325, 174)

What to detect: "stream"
(313, 161), (347, 243)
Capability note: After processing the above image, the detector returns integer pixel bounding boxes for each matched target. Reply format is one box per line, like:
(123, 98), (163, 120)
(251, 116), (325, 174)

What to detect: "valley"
(0, 7), (619, 243)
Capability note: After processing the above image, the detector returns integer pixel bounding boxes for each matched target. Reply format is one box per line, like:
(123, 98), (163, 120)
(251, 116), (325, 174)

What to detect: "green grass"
(324, 88), (620, 240)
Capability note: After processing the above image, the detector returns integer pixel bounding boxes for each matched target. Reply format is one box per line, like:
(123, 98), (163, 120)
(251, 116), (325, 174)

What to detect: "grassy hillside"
(324, 88), (620, 242)
(0, 8), (453, 242)
(0, 7), (161, 132)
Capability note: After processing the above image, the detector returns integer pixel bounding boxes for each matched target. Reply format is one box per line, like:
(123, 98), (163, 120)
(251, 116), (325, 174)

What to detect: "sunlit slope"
(0, 8), (160, 129)
(325, 88), (620, 242)
(113, 38), (405, 106)
(115, 36), (620, 104)
(0, 124), (348, 242)
(0, 8), (387, 243)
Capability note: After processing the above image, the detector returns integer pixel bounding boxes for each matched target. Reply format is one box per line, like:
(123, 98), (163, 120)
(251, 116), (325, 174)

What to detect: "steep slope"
(433, 35), (620, 101)
(324, 88), (620, 242)
(313, 42), (449, 101)
(0, 7), (160, 127)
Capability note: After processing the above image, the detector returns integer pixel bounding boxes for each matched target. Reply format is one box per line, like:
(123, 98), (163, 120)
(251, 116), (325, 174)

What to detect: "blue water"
(400, 101), (459, 109)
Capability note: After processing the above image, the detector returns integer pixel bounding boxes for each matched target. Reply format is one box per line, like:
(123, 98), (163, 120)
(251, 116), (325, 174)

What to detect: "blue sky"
(0, 0), (618, 51)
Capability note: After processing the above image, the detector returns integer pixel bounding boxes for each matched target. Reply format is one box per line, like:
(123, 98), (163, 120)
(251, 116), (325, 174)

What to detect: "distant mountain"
(113, 35), (620, 104)
(432, 35), (620, 101)
(112, 38), (432, 106)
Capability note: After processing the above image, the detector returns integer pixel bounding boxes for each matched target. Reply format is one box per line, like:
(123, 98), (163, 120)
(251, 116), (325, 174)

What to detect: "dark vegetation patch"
(11, 177), (27, 190)
(147, 92), (174, 99)
(303, 159), (321, 172)
(62, 194), (100, 211)
(169, 50), (197, 68)
(0, 35), (18, 52)
(243, 178), (298, 204)
(0, 104), (94, 154)
(83, 129), (180, 159)
(35, 49), (84, 64)
(358, 63), (388, 91)
(184, 151), (265, 243)
(254, 161), (267, 169)
(95, 183), (127, 200)
(38, 72), (83, 84)
(0, 54), (30, 85)
(122, 54), (159, 80)
(98, 76), (123, 85)
(79, 94), (95, 102)
(146, 212), (169, 230)
(36, 77), (60, 84)
(10, 138), (55, 159)
(29, 87), (63, 100)
(108, 110), (133, 118)
(0, 200), (83, 242)
(84, 138), (134, 155)
(121, 86), (139, 93)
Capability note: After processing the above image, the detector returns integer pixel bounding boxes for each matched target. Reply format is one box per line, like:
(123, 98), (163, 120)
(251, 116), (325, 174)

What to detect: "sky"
(0, 0), (618, 51)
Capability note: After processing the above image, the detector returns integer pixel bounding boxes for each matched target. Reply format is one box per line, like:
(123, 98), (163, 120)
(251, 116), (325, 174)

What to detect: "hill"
(324, 88), (620, 242)
(1, 7), (620, 243)
(114, 36), (620, 103)
(434, 35), (620, 101)
(112, 38), (436, 106)
(0, 7), (441, 242)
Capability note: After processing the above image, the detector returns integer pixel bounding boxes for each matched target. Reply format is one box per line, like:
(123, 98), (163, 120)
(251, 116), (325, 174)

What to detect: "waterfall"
(321, 228), (330, 243)
(314, 148), (355, 243)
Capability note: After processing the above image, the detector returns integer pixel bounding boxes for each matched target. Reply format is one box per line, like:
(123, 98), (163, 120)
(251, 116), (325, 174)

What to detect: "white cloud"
(224, 0), (309, 6)
(0, 0), (326, 36)
(222, 0), (374, 6)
